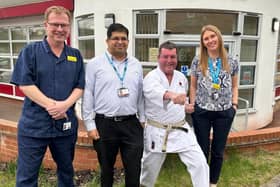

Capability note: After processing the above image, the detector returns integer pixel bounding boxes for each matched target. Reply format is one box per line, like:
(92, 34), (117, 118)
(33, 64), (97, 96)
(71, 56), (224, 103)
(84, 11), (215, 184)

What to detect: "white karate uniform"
(140, 67), (209, 187)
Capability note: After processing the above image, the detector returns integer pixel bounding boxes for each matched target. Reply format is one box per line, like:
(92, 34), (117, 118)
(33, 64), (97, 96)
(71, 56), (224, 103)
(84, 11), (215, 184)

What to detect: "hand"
(171, 93), (186, 105)
(185, 103), (194, 114)
(46, 100), (69, 119)
(140, 122), (145, 128)
(87, 129), (100, 140)
(233, 105), (237, 111)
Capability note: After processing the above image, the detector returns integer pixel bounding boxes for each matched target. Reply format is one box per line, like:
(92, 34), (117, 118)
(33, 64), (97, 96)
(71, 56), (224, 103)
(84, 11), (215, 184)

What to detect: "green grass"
(1, 150), (280, 187)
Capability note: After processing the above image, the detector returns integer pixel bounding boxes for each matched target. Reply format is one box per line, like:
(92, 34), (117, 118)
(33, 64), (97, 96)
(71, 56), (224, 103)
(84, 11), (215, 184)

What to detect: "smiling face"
(158, 48), (178, 76)
(44, 12), (70, 45)
(202, 30), (220, 53)
(106, 31), (129, 58)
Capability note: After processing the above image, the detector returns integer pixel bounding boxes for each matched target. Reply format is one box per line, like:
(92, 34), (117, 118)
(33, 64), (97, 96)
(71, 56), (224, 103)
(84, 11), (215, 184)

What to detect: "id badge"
(63, 121), (71, 131)
(212, 83), (220, 90)
(212, 92), (219, 100)
(118, 87), (129, 97)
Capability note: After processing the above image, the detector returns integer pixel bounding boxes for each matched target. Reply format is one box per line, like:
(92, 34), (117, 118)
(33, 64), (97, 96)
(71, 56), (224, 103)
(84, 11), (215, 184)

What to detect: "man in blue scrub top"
(10, 6), (85, 187)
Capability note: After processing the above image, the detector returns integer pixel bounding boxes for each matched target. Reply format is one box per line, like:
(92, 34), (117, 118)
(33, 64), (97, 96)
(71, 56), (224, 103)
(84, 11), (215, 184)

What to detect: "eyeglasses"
(109, 37), (128, 41)
(47, 22), (70, 29)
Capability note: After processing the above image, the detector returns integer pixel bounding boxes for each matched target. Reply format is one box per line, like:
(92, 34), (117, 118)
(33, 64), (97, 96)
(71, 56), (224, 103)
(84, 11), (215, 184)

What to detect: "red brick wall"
(1, 119), (280, 171)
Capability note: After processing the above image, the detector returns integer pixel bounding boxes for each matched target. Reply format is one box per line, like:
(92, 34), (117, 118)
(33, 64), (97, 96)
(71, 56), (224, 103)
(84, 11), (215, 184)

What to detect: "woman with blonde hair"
(186, 25), (239, 187)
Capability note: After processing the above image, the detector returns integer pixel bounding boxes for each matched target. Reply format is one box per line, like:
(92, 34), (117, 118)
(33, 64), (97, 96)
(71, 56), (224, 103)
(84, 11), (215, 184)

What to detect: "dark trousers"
(94, 115), (143, 187)
(16, 134), (77, 187)
(191, 105), (236, 184)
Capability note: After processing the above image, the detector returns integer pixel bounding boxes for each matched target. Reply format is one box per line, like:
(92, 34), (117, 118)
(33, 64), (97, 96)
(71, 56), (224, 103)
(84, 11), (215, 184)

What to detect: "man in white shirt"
(140, 41), (209, 187)
(82, 23), (145, 187)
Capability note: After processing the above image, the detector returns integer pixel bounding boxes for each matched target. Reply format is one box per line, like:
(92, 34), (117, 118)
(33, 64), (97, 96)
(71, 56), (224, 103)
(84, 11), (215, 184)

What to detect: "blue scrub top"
(11, 38), (85, 138)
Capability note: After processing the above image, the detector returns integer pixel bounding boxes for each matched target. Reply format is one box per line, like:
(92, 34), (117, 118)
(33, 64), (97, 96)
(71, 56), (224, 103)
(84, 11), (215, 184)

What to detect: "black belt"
(96, 113), (136, 122)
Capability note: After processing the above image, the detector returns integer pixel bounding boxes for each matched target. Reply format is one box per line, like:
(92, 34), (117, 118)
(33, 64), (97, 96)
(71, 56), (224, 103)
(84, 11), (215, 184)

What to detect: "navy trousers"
(93, 115), (143, 187)
(16, 134), (77, 187)
(191, 105), (236, 184)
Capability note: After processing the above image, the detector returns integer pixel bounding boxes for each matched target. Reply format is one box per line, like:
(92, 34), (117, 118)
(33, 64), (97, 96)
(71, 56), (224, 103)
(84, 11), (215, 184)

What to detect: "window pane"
(0, 71), (12, 83)
(0, 43), (10, 54)
(240, 40), (258, 61)
(0, 57), (11, 69)
(166, 10), (237, 35)
(78, 16), (94, 36)
(239, 88), (254, 109)
(0, 28), (9, 40)
(29, 26), (45, 40)
(135, 38), (159, 61)
(243, 16), (259, 36)
(13, 58), (17, 68)
(12, 42), (27, 55)
(143, 66), (156, 77)
(240, 65), (255, 85)
(136, 13), (158, 34)
(11, 27), (27, 40)
(78, 39), (95, 59)
(275, 74), (280, 86)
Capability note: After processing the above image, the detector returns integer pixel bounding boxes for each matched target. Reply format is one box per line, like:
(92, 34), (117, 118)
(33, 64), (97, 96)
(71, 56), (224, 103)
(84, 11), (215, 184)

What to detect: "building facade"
(0, 0), (280, 130)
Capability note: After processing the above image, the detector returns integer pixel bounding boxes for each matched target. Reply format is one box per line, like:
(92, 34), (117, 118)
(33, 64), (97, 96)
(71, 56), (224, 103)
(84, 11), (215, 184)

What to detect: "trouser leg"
(210, 108), (235, 184)
(16, 135), (48, 187)
(178, 145), (209, 187)
(49, 134), (77, 187)
(140, 150), (166, 187)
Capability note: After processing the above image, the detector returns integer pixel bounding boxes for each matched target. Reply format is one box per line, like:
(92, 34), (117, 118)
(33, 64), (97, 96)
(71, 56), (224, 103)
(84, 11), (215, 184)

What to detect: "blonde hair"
(199, 25), (229, 76)
(44, 6), (71, 22)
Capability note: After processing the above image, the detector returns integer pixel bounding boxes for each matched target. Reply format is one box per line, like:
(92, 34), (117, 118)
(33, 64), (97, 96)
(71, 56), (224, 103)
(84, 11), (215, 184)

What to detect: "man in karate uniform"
(140, 41), (209, 187)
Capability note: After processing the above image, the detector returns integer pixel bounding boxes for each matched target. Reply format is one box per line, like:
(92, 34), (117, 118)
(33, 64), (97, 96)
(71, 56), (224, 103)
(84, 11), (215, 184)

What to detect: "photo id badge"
(63, 121), (71, 131)
(118, 87), (129, 97)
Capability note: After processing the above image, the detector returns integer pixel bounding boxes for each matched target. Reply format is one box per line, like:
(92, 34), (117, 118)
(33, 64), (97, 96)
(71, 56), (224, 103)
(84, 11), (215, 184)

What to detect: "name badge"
(212, 83), (220, 89)
(63, 121), (71, 131)
(67, 56), (77, 62)
(118, 87), (129, 97)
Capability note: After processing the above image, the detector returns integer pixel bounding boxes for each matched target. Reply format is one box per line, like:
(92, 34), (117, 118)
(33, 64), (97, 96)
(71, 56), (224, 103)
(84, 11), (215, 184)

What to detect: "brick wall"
(1, 119), (280, 171)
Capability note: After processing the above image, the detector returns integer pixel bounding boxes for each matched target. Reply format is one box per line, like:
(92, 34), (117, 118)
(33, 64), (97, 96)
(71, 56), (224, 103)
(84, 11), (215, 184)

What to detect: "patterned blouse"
(190, 55), (239, 111)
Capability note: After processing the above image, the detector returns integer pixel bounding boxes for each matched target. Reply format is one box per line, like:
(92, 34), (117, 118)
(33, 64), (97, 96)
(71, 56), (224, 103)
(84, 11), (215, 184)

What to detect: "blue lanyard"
(208, 58), (221, 84)
(105, 52), (128, 87)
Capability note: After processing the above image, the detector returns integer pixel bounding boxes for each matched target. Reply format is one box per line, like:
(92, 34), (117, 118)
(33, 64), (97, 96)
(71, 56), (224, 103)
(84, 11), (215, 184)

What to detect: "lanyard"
(105, 52), (128, 87)
(208, 57), (221, 84)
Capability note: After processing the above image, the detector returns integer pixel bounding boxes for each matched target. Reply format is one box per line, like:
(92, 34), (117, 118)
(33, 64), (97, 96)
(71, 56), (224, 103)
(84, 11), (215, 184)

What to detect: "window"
(166, 10), (238, 35)
(77, 14), (95, 61)
(275, 31), (280, 99)
(134, 11), (159, 64)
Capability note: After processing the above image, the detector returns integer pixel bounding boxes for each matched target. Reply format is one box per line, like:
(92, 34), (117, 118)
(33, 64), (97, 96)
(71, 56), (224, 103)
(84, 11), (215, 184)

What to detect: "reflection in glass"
(177, 46), (196, 76)
(0, 71), (12, 83)
(12, 43), (27, 55)
(143, 66), (156, 77)
(78, 15), (94, 36)
(0, 43), (10, 54)
(135, 38), (159, 61)
(11, 27), (27, 40)
(166, 10), (237, 35)
(0, 57), (11, 69)
(136, 13), (158, 34)
(240, 40), (258, 62)
(239, 88), (254, 109)
(29, 26), (45, 40)
(243, 16), (259, 36)
(240, 65), (255, 85)
(0, 28), (9, 40)
(78, 39), (94, 59)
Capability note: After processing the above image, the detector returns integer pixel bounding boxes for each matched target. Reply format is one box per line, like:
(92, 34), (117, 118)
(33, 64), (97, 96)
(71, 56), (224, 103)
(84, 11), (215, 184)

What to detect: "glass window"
(12, 42), (27, 55)
(135, 38), (159, 62)
(0, 71), (12, 83)
(243, 16), (259, 36)
(77, 14), (95, 60)
(240, 40), (258, 61)
(136, 13), (158, 34)
(78, 15), (94, 36)
(11, 27), (27, 40)
(275, 74), (280, 86)
(0, 28), (9, 40)
(0, 43), (10, 54)
(239, 88), (254, 109)
(240, 66), (255, 85)
(78, 39), (95, 59)
(29, 26), (45, 40)
(0, 57), (11, 69)
(166, 10), (238, 35)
